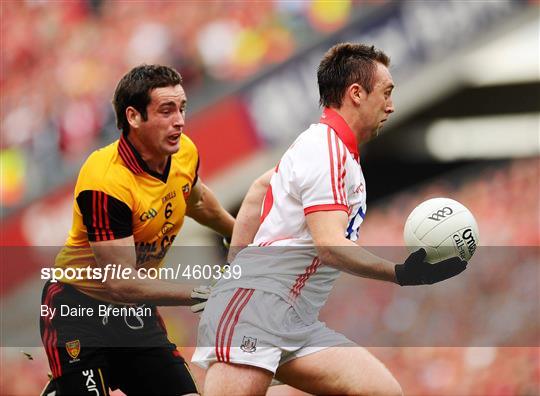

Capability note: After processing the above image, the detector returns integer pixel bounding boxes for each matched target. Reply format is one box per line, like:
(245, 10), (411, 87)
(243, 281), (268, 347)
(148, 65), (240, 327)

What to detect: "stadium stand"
(1, 0), (373, 210)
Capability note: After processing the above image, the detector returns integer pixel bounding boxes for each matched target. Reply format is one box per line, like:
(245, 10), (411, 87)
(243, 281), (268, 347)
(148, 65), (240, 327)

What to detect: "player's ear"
(348, 83), (366, 105)
(126, 107), (142, 129)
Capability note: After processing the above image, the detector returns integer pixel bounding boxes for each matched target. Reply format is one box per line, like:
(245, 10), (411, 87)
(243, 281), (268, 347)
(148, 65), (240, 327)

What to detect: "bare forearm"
(106, 277), (194, 306)
(317, 241), (397, 283)
(91, 239), (195, 306)
(229, 169), (273, 261)
(187, 184), (234, 238)
(306, 211), (397, 283)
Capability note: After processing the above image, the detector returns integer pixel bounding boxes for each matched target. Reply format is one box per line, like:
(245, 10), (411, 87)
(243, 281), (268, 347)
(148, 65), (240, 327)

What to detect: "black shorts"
(39, 281), (198, 395)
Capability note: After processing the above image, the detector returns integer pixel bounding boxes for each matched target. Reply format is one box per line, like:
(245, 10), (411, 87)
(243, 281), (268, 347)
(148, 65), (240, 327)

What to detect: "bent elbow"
(315, 245), (336, 267)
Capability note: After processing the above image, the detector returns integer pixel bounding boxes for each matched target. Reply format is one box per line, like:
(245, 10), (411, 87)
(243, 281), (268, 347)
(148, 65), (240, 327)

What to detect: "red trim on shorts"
(289, 257), (322, 300)
(43, 283), (64, 378)
(215, 288), (254, 362)
(304, 203), (348, 215)
(225, 289), (254, 362)
(215, 288), (244, 362)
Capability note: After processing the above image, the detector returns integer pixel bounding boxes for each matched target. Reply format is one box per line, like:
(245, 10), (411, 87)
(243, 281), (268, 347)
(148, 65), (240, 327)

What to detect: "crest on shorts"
(65, 340), (80, 360)
(240, 336), (257, 353)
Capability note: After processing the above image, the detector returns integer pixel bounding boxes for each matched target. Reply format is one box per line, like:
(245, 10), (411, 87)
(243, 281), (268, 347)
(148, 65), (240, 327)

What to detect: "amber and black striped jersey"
(54, 133), (199, 301)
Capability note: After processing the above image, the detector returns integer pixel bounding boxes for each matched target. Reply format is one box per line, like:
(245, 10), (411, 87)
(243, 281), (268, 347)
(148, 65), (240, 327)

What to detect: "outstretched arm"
(306, 210), (467, 285)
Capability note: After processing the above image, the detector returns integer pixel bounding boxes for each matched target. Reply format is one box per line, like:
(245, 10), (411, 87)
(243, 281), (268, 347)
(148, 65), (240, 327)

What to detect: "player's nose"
(173, 109), (185, 129)
(386, 98), (395, 114)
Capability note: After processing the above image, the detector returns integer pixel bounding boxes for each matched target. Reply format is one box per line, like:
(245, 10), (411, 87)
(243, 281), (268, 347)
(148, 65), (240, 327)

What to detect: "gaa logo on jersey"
(240, 336), (257, 353)
(66, 340), (81, 363)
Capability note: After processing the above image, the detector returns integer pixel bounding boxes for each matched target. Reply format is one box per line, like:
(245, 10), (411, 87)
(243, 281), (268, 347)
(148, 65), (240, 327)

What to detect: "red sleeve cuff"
(304, 203), (348, 216)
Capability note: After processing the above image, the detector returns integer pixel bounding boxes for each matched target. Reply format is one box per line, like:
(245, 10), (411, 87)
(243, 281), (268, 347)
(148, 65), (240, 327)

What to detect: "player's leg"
(39, 282), (111, 394)
(275, 346), (402, 396)
(55, 367), (110, 395)
(193, 289), (286, 395)
(204, 362), (273, 396)
(39, 378), (56, 396)
(110, 346), (200, 396)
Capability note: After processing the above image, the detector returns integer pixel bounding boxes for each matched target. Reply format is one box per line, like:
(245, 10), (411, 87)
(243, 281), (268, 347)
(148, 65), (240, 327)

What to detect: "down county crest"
(66, 340), (81, 361)
(240, 336), (257, 353)
(182, 183), (190, 197)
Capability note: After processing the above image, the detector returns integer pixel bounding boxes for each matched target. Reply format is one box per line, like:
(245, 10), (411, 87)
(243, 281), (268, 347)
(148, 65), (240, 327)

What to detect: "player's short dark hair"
(112, 64), (183, 135)
(317, 43), (390, 108)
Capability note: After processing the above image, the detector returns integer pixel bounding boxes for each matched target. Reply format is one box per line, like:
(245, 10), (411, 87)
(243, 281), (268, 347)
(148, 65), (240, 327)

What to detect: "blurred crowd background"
(1, 0), (538, 395)
(1, 0), (364, 210)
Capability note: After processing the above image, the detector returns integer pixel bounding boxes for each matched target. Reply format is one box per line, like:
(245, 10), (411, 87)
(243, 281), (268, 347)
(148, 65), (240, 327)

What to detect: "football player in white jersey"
(193, 43), (467, 395)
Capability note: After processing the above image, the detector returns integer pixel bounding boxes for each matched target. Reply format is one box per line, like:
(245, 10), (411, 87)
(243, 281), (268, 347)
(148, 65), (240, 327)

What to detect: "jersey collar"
(319, 107), (359, 161)
(117, 134), (171, 182)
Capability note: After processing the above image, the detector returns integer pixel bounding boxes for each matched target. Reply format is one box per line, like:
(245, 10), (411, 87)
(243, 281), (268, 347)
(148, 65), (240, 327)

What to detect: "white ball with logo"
(403, 198), (479, 263)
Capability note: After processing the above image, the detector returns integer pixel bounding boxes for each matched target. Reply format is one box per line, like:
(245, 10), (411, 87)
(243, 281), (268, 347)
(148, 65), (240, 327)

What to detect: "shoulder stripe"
(334, 133), (346, 205)
(326, 127), (338, 204)
(77, 190), (132, 242)
(339, 138), (348, 206)
(101, 193), (113, 240)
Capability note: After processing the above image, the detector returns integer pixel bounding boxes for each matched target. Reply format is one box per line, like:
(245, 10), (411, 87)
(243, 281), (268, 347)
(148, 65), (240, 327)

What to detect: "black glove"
(395, 248), (467, 286)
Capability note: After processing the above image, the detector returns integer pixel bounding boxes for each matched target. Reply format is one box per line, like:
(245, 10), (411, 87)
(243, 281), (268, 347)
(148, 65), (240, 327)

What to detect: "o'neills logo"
(452, 228), (477, 259)
(428, 206), (453, 221)
(66, 340), (80, 362)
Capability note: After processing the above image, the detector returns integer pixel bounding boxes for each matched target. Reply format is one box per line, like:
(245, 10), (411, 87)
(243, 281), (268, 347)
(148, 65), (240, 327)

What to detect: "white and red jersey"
(215, 108), (367, 323)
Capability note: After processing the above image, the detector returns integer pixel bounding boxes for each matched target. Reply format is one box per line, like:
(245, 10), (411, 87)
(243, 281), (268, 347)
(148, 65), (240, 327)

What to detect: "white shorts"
(192, 288), (353, 373)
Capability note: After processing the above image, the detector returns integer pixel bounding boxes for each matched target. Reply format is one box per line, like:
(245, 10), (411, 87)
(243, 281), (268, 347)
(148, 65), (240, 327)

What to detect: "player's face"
(360, 63), (395, 141)
(140, 84), (187, 157)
